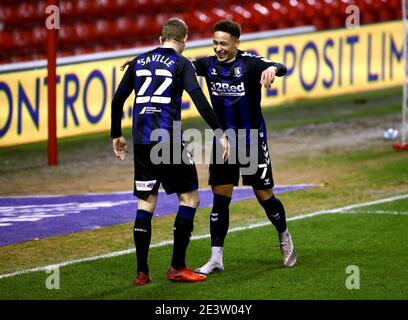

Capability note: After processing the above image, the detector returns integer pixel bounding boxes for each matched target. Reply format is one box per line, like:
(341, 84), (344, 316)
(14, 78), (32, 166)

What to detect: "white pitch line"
(338, 210), (408, 215)
(1, 193), (408, 280)
(0, 184), (316, 200)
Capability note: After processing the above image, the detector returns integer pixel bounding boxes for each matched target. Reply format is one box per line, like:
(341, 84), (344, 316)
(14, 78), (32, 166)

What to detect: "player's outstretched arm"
(260, 66), (278, 89)
(260, 62), (287, 88)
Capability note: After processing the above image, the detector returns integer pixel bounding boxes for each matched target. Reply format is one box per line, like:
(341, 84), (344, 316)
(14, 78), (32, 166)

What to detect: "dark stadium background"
(0, 0), (401, 64)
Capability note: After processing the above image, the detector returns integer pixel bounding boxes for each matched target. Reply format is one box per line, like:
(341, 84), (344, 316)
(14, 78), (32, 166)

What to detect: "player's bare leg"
(254, 188), (297, 267)
(195, 184), (233, 275)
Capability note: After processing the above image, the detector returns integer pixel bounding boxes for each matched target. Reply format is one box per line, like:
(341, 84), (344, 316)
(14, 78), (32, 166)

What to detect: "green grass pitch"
(1, 86), (407, 302)
(0, 196), (407, 300)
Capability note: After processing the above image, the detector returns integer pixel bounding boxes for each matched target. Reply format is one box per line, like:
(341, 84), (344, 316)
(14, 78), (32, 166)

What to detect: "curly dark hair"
(213, 20), (241, 39)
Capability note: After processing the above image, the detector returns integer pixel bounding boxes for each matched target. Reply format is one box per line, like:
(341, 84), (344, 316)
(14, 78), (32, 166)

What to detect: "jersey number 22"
(135, 69), (173, 104)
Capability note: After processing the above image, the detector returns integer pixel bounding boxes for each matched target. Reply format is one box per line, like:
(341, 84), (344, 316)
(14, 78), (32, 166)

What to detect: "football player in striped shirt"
(111, 18), (228, 285)
(194, 20), (297, 275)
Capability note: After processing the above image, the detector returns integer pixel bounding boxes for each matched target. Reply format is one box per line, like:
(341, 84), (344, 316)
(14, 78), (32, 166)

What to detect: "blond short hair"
(161, 18), (188, 43)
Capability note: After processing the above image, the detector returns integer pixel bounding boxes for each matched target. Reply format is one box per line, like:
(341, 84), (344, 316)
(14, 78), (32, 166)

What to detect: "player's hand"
(112, 136), (128, 161)
(260, 66), (277, 88)
(219, 133), (230, 162)
(120, 59), (133, 71)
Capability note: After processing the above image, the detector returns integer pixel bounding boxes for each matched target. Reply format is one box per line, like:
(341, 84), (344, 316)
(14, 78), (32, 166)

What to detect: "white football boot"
(195, 260), (224, 275)
(279, 231), (297, 267)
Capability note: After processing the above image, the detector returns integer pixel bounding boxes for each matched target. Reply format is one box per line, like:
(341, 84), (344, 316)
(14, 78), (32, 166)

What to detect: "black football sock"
(210, 194), (231, 247)
(134, 209), (153, 274)
(171, 205), (196, 270)
(259, 195), (287, 233)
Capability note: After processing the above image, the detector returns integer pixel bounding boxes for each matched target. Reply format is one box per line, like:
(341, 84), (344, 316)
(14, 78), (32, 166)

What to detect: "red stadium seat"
(99, 43), (119, 52)
(129, 0), (155, 14)
(75, 22), (96, 43)
(169, 0), (196, 11)
(35, 1), (47, 24)
(92, 43), (107, 54)
(358, 0), (373, 11)
(137, 14), (160, 36)
(11, 55), (29, 63)
(319, 0), (346, 29)
(286, 0), (309, 26)
(378, 10), (394, 22)
(16, 2), (37, 24)
(229, 5), (255, 31)
(155, 13), (172, 30)
(189, 10), (213, 33)
(74, 47), (95, 55)
(151, 0), (167, 10)
(265, 2), (291, 29)
(93, 0), (117, 16)
(114, 17), (134, 38)
(95, 19), (118, 41)
(1, 5), (19, 25)
(371, 0), (391, 10)
(11, 0), (401, 62)
(0, 58), (12, 65)
(313, 17), (328, 30)
(250, 2), (270, 23)
(91, 0), (107, 15)
(76, 0), (97, 18)
(0, 6), (12, 24)
(245, 3), (272, 31)
(111, 0), (129, 14)
(13, 29), (34, 51)
(264, 2), (287, 20)
(357, 0), (377, 24)
(58, 49), (76, 58)
(328, 15), (344, 28)
(211, 8), (234, 21)
(59, 0), (79, 20)
(32, 52), (47, 61)
(321, 0), (340, 16)
(394, 6), (402, 20)
(0, 32), (13, 50)
(303, 0), (324, 20)
(59, 23), (79, 46)
(388, 0), (401, 10)
(32, 26), (47, 48)
(12, 1), (48, 26)
(361, 10), (377, 25)
(338, 0), (355, 11)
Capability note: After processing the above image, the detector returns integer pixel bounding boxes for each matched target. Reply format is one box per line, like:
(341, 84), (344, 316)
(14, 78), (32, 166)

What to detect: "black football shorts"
(209, 137), (274, 190)
(133, 141), (198, 200)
